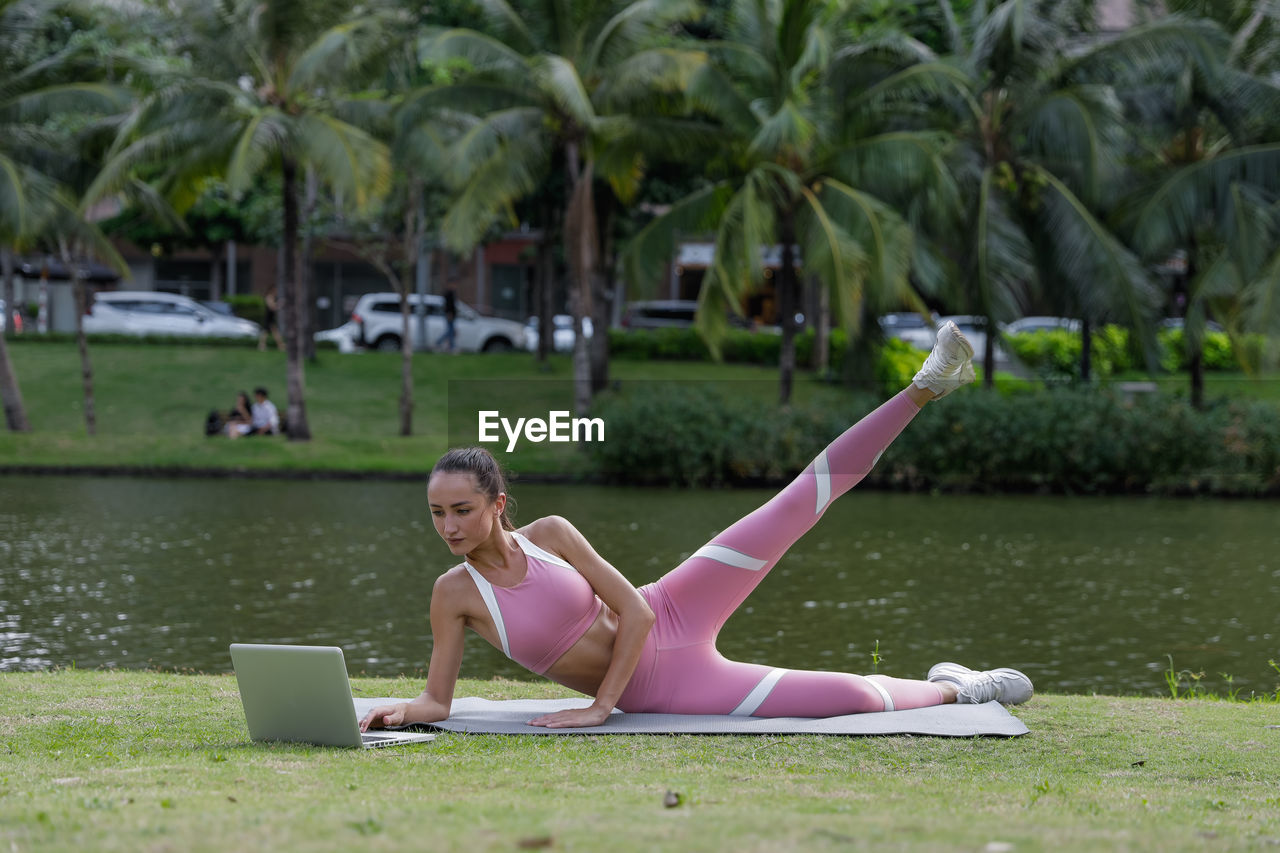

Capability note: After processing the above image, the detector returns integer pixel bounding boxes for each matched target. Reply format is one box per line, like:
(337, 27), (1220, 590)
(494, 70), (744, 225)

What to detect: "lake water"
(2, 475), (1277, 697)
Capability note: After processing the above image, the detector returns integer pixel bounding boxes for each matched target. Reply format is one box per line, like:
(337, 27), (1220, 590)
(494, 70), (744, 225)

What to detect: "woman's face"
(427, 471), (504, 555)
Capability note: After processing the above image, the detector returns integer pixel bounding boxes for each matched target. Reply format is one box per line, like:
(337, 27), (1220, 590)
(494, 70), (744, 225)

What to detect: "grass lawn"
(0, 341), (857, 476)
(2, 671), (1278, 852)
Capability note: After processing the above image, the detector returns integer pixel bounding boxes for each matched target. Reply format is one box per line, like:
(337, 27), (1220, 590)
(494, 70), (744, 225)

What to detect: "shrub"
(224, 294), (267, 326)
(589, 384), (1280, 495)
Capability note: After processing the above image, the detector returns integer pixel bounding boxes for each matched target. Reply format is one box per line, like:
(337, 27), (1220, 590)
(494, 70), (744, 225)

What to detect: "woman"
(224, 391), (253, 438)
(361, 322), (1032, 730)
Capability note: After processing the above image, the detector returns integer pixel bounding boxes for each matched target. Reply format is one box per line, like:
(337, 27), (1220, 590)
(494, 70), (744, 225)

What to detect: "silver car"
(84, 291), (260, 338)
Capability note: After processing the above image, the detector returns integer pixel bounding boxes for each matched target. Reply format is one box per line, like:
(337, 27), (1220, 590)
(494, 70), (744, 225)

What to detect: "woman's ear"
(493, 492), (507, 517)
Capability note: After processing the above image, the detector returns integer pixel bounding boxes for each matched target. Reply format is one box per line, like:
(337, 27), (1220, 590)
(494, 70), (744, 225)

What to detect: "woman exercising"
(361, 322), (1032, 730)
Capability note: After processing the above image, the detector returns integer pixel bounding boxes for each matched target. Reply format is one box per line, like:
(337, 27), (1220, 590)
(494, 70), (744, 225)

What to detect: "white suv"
(84, 291), (261, 338)
(350, 293), (528, 353)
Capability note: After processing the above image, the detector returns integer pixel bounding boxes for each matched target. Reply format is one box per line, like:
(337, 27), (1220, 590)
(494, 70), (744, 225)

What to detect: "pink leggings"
(615, 391), (946, 716)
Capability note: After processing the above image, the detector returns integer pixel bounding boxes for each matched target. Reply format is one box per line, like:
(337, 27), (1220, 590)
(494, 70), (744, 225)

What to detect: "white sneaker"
(928, 662), (1033, 705)
(912, 321), (976, 398)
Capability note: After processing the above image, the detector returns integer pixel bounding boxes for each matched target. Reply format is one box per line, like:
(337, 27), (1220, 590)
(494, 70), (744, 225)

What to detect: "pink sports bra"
(464, 532), (604, 674)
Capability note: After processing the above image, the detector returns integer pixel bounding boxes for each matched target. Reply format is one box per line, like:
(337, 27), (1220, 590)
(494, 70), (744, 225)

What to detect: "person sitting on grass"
(224, 391), (253, 438)
(361, 322), (1033, 730)
(230, 387), (280, 438)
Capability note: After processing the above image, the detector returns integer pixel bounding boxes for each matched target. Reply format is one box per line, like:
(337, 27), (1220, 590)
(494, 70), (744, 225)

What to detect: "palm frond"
(531, 54), (596, 128)
(470, 0), (537, 54)
(418, 28), (529, 76)
(841, 61), (977, 123)
(397, 82), (535, 136)
(1035, 168), (1160, 332)
(226, 109), (289, 196)
(817, 178), (914, 310)
(593, 47), (708, 110)
(444, 106), (547, 188)
(0, 82), (130, 121)
(973, 168), (1035, 321)
(1015, 84), (1124, 206)
(621, 179), (735, 292)
(441, 128), (553, 251)
(288, 14), (392, 92)
(1127, 143), (1280, 259)
(796, 183), (869, 328)
(585, 0), (702, 77)
(293, 113), (391, 210)
(0, 152), (60, 242)
(747, 99), (815, 161)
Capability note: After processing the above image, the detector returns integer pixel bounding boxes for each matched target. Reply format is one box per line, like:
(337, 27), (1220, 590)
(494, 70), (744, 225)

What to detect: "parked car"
(1160, 317), (1225, 334)
(1005, 316), (1080, 336)
(621, 300), (759, 331)
(878, 312), (937, 349)
(83, 291), (261, 338)
(937, 314), (1010, 366)
(524, 315), (593, 353)
(349, 292), (528, 352)
(315, 320), (361, 354)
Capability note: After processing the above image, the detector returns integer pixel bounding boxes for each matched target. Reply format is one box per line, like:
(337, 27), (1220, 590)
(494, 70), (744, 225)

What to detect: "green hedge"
(589, 385), (1280, 495)
(8, 331), (337, 349)
(224, 294), (267, 326)
(1004, 326), (1266, 379)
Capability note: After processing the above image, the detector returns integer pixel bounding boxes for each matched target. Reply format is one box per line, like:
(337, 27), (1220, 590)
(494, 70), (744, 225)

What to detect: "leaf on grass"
(1131, 759), (1146, 767)
(516, 837), (553, 849)
(662, 790), (683, 808)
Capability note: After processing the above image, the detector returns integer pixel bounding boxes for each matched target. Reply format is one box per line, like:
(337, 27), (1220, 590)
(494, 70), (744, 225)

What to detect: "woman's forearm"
(403, 691), (451, 724)
(589, 607), (655, 711)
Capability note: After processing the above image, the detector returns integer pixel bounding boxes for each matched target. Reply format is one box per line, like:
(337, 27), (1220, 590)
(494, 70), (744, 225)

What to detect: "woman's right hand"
(359, 702), (409, 732)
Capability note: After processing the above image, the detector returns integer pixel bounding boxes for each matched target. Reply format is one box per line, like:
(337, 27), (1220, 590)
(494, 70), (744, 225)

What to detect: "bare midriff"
(538, 604), (620, 697)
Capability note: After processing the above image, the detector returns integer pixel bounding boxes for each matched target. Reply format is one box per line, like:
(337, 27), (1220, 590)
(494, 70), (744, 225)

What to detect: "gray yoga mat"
(353, 696), (1029, 737)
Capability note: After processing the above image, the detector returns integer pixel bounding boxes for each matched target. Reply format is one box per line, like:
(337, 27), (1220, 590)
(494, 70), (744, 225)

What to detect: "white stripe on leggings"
(691, 543), (767, 572)
(814, 450), (832, 514)
(863, 675), (895, 712)
(730, 668), (788, 716)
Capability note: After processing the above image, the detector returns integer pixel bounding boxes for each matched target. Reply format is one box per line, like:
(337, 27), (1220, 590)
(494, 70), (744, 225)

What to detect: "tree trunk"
(1080, 315), (1092, 382)
(301, 167), (318, 362)
(589, 192), (614, 394)
(814, 281), (830, 375)
(0, 248), (31, 431)
(399, 178), (422, 438)
(61, 240), (95, 436)
(982, 314), (996, 389)
(281, 156), (311, 440)
(777, 211), (798, 406)
(563, 141), (595, 416)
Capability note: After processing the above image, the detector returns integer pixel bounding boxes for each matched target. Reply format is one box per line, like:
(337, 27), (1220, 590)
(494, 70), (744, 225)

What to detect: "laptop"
(230, 643), (436, 749)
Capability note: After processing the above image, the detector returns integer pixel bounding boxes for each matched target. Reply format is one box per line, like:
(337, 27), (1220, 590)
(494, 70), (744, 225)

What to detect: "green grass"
(0, 341), (856, 476)
(3, 671), (1279, 851)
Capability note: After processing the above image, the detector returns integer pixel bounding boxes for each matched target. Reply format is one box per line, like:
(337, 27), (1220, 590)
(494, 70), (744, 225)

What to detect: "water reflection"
(2, 475), (1277, 696)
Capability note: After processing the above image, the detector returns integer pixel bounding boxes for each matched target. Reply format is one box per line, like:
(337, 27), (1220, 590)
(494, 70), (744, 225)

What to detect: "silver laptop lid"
(230, 643), (365, 747)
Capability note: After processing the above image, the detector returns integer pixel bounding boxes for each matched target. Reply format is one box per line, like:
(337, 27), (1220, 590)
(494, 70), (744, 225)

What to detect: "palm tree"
(1, 0), (131, 431)
(1116, 7), (1280, 404)
(912, 0), (1236, 386)
(87, 0), (393, 440)
(402, 0), (706, 413)
(625, 0), (965, 403)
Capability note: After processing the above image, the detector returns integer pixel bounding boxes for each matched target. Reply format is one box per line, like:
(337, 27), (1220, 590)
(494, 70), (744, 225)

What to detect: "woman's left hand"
(528, 705), (612, 728)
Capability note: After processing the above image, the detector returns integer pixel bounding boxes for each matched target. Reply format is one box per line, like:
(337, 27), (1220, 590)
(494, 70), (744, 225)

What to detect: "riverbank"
(3, 670), (1278, 852)
(2, 340), (1278, 492)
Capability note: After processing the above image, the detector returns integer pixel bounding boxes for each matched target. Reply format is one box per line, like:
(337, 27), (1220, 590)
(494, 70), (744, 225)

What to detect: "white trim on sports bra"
(464, 564), (511, 658)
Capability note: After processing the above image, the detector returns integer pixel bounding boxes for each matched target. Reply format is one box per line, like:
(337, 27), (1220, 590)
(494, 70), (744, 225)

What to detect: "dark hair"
(430, 447), (516, 531)
(254, 387), (269, 397)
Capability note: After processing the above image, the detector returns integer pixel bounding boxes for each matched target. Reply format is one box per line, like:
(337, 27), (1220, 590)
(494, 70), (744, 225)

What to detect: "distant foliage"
(590, 386), (1280, 495)
(1004, 327), (1257, 379)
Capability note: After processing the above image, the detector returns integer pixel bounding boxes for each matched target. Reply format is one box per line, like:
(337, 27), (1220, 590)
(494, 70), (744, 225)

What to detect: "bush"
(224, 294), (266, 326)
(589, 384), (1280, 495)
